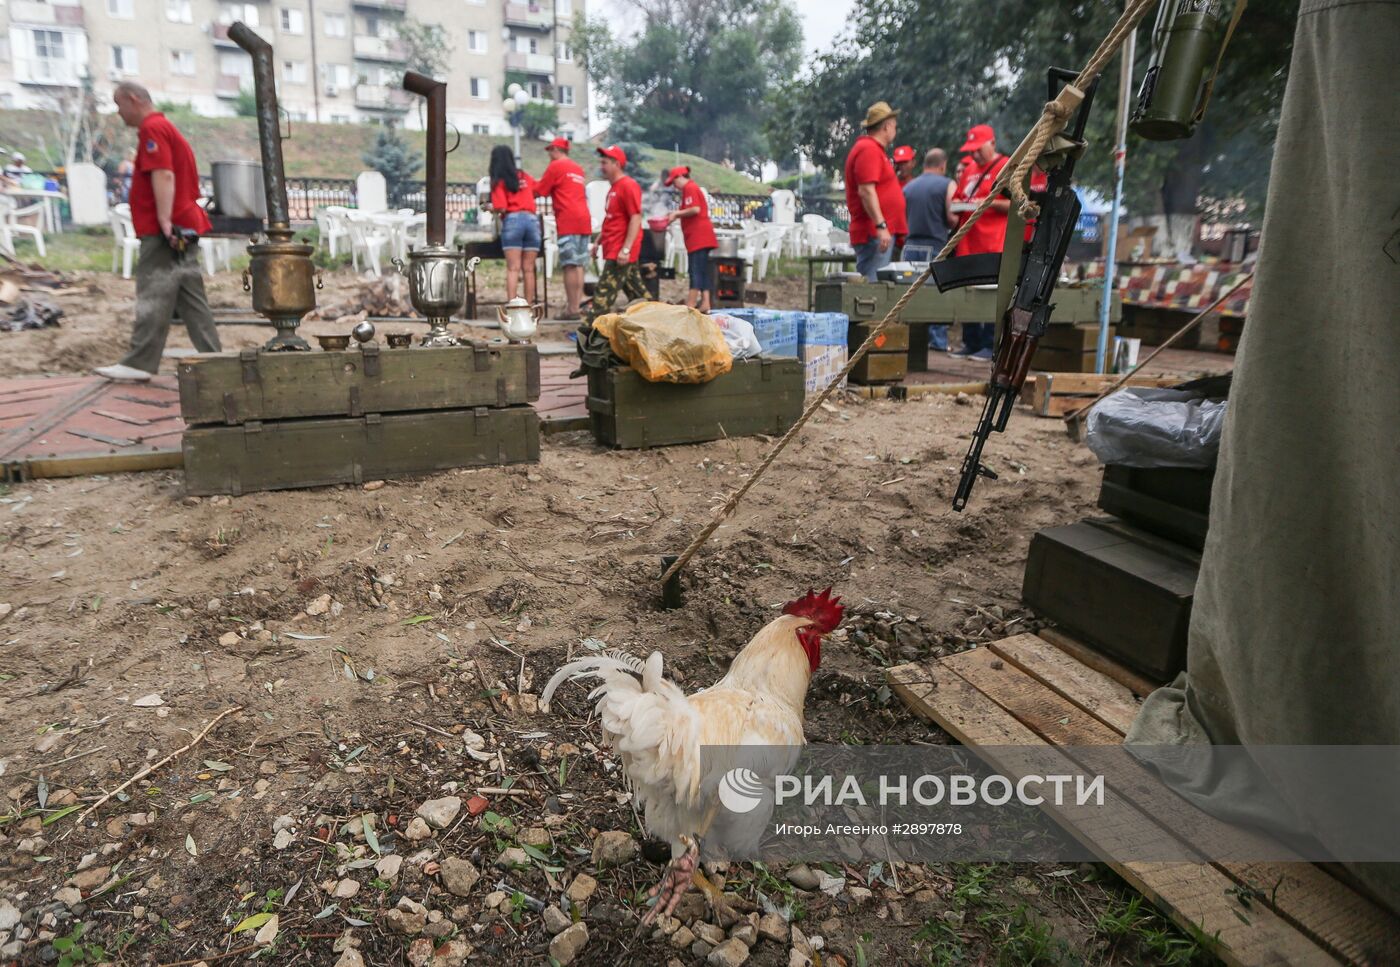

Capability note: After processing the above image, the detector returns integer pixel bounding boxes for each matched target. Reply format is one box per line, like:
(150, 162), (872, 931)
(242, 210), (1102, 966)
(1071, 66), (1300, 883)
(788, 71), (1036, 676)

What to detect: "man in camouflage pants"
(586, 145), (646, 324)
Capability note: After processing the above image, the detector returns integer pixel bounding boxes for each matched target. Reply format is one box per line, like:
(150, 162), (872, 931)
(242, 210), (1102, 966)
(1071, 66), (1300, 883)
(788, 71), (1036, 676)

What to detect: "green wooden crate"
(585, 358), (803, 449)
(183, 405), (539, 496)
(814, 280), (1119, 325)
(177, 342), (540, 426)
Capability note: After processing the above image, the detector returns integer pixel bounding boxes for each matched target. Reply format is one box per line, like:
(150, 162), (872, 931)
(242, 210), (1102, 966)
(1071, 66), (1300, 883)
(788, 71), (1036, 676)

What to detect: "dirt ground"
(0, 265), (1216, 966)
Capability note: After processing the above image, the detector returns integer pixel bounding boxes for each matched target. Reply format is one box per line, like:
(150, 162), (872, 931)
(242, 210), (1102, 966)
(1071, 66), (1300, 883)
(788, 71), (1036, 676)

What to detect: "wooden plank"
(987, 633), (1141, 734)
(1025, 373), (1183, 415)
(1036, 628), (1161, 698)
(18, 448), (183, 480)
(887, 662), (1340, 967)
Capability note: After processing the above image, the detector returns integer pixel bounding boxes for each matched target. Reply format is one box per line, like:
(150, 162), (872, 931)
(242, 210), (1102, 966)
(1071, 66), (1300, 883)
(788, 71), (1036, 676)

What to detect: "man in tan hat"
(844, 101), (907, 281)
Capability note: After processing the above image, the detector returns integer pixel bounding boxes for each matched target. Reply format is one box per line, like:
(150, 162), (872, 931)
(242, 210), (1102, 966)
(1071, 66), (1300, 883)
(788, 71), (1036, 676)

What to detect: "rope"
(660, 0), (1161, 587)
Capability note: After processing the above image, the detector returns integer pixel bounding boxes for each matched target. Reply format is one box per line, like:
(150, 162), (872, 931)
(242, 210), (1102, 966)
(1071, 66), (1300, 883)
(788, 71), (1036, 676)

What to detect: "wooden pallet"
(1019, 373), (1185, 417)
(888, 633), (1400, 967)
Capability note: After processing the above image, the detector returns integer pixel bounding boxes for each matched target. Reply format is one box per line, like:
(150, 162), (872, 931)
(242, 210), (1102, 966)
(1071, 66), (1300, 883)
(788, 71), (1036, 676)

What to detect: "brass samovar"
(396, 72), (478, 347)
(229, 22), (319, 351)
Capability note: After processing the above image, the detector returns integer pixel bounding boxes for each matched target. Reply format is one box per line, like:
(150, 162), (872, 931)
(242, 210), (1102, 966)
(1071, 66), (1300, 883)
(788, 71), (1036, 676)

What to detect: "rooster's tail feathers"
(540, 649), (666, 712)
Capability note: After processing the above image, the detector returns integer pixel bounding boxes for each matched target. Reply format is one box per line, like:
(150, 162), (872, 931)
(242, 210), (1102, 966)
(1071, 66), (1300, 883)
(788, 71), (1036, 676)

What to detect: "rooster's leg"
(638, 839), (699, 929)
(689, 864), (741, 929)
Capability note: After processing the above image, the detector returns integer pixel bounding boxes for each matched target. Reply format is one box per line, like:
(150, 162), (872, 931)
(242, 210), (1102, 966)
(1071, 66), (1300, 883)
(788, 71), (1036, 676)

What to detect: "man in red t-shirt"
(586, 145), (646, 324)
(96, 81), (219, 382)
(843, 101), (907, 281)
(533, 137), (590, 320)
(949, 123), (1013, 359)
(893, 145), (917, 186)
(662, 166), (718, 312)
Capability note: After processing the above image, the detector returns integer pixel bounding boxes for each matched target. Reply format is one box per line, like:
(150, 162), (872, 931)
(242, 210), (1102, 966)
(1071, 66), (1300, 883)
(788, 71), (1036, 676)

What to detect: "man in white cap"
(3, 152), (32, 179)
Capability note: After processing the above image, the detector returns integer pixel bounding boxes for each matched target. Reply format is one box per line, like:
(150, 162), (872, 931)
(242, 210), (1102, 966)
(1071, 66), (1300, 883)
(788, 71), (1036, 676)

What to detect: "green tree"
(518, 101), (560, 140)
(771, 0), (1296, 226)
(362, 125), (422, 205)
(397, 17), (452, 80)
(571, 0), (803, 170)
(233, 87), (257, 118)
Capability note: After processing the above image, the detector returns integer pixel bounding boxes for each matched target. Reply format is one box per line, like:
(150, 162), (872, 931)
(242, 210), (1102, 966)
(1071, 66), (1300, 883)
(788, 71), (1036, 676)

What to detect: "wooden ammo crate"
(1022, 518), (1199, 683)
(1019, 373), (1182, 417)
(177, 343), (540, 426)
(814, 280), (1119, 326)
(585, 357), (802, 449)
(183, 405), (540, 496)
(849, 351), (907, 384)
(1098, 464), (1213, 551)
(848, 320), (909, 353)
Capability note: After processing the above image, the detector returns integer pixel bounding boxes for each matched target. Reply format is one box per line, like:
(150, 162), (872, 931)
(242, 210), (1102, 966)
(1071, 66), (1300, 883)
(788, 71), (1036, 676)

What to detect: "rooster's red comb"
(783, 587), (844, 633)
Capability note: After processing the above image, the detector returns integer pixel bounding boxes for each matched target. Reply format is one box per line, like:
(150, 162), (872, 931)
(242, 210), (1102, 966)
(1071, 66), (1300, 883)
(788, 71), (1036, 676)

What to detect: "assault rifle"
(934, 68), (1099, 511)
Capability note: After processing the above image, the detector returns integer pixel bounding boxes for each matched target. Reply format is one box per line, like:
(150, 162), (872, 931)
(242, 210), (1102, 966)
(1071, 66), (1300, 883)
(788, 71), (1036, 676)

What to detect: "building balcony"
(12, 0), (85, 27)
(355, 84), (410, 110)
(353, 0), (406, 8)
(504, 2), (553, 29)
(353, 35), (408, 62)
(504, 51), (555, 74)
(216, 73), (250, 98)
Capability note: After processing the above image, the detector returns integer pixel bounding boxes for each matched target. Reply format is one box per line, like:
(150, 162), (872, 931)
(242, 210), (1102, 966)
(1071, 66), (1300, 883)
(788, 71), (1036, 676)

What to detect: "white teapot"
(497, 297), (543, 343)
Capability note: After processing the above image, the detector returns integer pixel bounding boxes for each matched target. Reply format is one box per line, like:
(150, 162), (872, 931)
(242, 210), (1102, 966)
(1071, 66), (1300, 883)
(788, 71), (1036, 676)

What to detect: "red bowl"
(647, 216), (669, 232)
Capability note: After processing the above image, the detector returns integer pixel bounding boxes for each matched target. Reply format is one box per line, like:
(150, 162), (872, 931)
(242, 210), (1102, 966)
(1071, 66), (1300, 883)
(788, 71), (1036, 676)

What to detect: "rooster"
(541, 588), (844, 926)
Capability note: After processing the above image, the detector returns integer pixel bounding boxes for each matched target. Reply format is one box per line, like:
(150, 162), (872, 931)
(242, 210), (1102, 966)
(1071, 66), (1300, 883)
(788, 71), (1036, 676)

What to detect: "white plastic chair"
(585, 180), (610, 234)
(542, 214), (558, 278)
(802, 214), (834, 255)
(665, 221), (686, 275)
(317, 206), (350, 258)
(201, 237), (233, 275)
(0, 195), (46, 257)
(109, 204), (140, 278)
(345, 212), (390, 276)
(754, 226), (786, 281)
(403, 212), (428, 254)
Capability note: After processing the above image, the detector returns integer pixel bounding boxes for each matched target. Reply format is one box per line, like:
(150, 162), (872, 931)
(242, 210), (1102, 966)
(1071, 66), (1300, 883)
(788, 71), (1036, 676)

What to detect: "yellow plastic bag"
(592, 301), (733, 384)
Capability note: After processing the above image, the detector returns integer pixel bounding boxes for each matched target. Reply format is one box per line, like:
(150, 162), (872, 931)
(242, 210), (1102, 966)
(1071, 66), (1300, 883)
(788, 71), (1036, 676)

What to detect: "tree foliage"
(571, 0), (803, 170)
(362, 125), (422, 204)
(397, 17), (453, 81)
(770, 0), (1297, 220)
(518, 101), (560, 140)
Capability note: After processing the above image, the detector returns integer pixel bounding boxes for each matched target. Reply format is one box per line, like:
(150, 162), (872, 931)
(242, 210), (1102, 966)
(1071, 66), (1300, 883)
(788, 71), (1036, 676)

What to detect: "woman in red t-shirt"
(489, 145), (540, 303)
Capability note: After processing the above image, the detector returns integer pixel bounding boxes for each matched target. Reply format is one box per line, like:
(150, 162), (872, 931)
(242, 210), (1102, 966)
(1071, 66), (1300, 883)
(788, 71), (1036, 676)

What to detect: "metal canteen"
(393, 250), (480, 346)
(496, 297), (543, 343)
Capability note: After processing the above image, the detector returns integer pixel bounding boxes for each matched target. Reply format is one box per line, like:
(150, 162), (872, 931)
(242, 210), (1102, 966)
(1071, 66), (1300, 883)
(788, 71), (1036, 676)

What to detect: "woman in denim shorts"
(490, 145), (541, 303)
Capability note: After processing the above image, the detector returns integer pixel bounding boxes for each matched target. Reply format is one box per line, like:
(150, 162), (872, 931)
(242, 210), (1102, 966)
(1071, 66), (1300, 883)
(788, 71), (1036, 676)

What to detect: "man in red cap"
(663, 166), (718, 312)
(843, 100), (907, 281)
(949, 123), (1010, 359)
(893, 145), (917, 186)
(587, 144), (646, 323)
(534, 137), (590, 320)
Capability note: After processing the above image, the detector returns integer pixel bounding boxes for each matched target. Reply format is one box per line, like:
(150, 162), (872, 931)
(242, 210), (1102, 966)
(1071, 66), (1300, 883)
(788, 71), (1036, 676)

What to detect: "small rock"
(206, 598), (223, 613)
(758, 913), (788, 944)
(423, 920), (453, 939)
(692, 940), (714, 959)
(708, 938), (751, 967)
(385, 908), (426, 935)
(465, 795), (489, 816)
(955, 391), (973, 405)
(34, 733), (62, 754)
(48, 789), (77, 807)
(273, 829), (294, 850)
(548, 922), (589, 965)
(403, 817), (432, 841)
(375, 854), (403, 881)
(439, 857), (479, 897)
(416, 796), (462, 830)
(68, 866), (110, 891)
(333, 879), (360, 899)
(591, 830), (636, 868)
(494, 846), (528, 869)
(254, 913), (279, 945)
(0, 603), (11, 621)
(729, 923), (758, 946)
(431, 939), (473, 967)
(131, 693), (164, 708)
(848, 886), (873, 906)
(671, 926), (696, 949)
(694, 923), (726, 946)
(519, 827), (550, 849)
(564, 873), (597, 906)
(788, 949), (812, 967)
(543, 905), (571, 935)
(406, 937), (433, 967)
(0, 900), (19, 931)
(52, 889), (81, 909)
(305, 593), (333, 617)
(482, 891), (506, 909)
(217, 631), (240, 647)
(334, 950), (365, 967)
(363, 480), (385, 492)
(786, 864), (820, 891)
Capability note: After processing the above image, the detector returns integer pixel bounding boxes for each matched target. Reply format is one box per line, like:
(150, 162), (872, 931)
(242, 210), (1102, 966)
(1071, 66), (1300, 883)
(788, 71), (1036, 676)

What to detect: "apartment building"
(0, 0), (589, 138)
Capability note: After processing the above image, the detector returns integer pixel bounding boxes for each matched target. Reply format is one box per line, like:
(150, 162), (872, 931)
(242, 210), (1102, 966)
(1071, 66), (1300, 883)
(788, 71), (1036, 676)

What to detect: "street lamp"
(504, 86), (533, 163)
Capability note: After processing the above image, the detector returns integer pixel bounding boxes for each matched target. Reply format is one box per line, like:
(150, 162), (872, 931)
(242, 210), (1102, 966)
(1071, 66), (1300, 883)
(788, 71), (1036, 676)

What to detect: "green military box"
(848, 321), (909, 352)
(586, 357), (803, 449)
(814, 280), (1119, 326)
(1022, 518), (1199, 683)
(183, 405), (539, 496)
(177, 343), (540, 426)
(849, 351), (907, 385)
(1098, 465), (1214, 551)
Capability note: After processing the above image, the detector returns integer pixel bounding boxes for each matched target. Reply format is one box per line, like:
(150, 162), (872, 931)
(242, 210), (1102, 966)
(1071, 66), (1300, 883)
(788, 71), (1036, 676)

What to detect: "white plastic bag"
(708, 312), (764, 360)
(1085, 387), (1228, 468)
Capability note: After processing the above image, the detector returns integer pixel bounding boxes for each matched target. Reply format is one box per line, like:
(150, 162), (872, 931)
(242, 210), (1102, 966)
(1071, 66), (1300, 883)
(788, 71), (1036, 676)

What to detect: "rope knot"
(1043, 99), (1073, 121)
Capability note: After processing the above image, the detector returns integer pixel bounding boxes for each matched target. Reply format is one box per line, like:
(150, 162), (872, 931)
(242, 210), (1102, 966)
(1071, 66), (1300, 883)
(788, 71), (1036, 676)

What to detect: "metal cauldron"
(211, 161), (267, 219)
(716, 235), (740, 259)
(394, 249), (480, 346)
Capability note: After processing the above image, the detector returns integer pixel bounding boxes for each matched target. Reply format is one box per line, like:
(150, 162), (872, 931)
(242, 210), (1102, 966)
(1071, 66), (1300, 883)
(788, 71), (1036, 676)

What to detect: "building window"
(556, 0), (573, 14)
(166, 0), (193, 23)
(280, 8), (304, 34)
(466, 30), (487, 53)
(527, 80), (548, 99)
(361, 14), (396, 39)
(110, 44), (138, 75)
(558, 84), (574, 106)
(325, 63), (351, 90)
(330, 114), (350, 123)
(219, 50), (253, 80)
(324, 13), (347, 37)
(513, 36), (539, 54)
(169, 49), (196, 76)
(469, 77), (489, 100)
(283, 60), (307, 84)
(557, 43), (572, 63)
(471, 123), (490, 134)
(27, 29), (78, 83)
(106, 0), (134, 19)
(219, 3), (259, 27)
